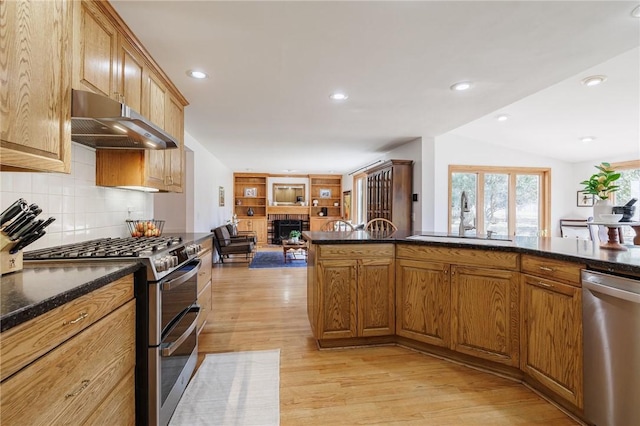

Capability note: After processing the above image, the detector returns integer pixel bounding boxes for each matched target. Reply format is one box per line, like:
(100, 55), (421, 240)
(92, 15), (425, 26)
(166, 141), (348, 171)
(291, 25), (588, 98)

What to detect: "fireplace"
(273, 219), (302, 244)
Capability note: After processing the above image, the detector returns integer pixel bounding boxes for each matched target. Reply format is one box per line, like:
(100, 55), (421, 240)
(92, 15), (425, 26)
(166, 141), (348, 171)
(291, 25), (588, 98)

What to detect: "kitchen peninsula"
(304, 230), (640, 422)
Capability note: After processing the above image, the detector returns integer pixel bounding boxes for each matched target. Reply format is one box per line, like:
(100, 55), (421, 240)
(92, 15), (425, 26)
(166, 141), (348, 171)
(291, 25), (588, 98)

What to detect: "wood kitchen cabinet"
(395, 259), (451, 347)
(74, 0), (187, 192)
(0, 275), (136, 424)
(396, 244), (520, 367)
(521, 255), (584, 408)
(196, 238), (213, 334)
(1, 0), (72, 173)
(310, 244), (395, 342)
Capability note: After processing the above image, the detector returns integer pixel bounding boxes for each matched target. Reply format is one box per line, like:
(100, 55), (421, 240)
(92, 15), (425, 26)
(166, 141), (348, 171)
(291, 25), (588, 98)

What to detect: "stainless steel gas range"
(24, 236), (204, 426)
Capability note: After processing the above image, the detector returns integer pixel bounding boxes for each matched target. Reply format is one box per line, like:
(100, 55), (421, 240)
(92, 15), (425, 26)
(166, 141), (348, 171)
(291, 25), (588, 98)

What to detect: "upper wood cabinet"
(366, 160), (413, 231)
(1, 0), (72, 173)
(73, 0), (118, 99)
(74, 0), (188, 192)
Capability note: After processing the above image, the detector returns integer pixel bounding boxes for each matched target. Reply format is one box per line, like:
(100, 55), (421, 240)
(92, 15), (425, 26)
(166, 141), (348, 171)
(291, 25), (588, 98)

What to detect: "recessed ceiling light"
(450, 81), (472, 91)
(496, 114), (510, 122)
(186, 69), (208, 79)
(581, 75), (607, 87)
(329, 92), (348, 101)
(631, 5), (640, 18)
(580, 136), (596, 143)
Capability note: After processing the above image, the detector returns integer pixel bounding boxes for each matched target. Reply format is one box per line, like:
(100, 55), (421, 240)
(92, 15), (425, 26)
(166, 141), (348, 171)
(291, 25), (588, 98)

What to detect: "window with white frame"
(449, 166), (550, 237)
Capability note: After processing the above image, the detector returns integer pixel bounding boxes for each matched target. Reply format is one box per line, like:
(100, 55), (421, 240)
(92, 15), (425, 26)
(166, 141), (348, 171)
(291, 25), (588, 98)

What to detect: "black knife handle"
(30, 217), (56, 236)
(3, 213), (34, 236)
(10, 219), (43, 241)
(10, 230), (46, 254)
(0, 199), (28, 227)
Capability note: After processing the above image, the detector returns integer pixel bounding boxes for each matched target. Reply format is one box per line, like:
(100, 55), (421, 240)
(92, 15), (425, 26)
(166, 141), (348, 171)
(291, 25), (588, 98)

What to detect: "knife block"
(0, 233), (23, 275)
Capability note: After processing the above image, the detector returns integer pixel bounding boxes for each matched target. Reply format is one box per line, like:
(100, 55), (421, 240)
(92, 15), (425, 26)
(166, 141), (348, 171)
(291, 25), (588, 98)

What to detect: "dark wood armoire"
(366, 159), (413, 231)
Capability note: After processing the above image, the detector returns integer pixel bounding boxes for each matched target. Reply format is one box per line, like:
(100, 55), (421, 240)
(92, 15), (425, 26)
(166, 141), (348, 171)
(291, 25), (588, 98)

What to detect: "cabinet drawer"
(521, 255), (584, 286)
(319, 244), (394, 259)
(197, 280), (212, 334)
(0, 300), (136, 425)
(397, 244), (519, 270)
(197, 250), (213, 293)
(0, 275), (134, 381)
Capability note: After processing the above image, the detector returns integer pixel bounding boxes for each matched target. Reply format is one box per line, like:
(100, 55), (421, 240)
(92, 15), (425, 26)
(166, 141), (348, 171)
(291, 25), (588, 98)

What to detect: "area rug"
(249, 251), (307, 269)
(169, 349), (280, 426)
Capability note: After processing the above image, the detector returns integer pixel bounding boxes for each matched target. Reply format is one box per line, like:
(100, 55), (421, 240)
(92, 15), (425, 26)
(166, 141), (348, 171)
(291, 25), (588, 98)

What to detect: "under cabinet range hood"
(71, 89), (178, 150)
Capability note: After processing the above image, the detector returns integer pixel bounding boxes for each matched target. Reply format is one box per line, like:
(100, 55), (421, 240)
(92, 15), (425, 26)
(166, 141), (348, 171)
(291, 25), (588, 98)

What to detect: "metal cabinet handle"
(537, 281), (553, 288)
(65, 379), (90, 399)
(64, 312), (88, 325)
(538, 266), (554, 272)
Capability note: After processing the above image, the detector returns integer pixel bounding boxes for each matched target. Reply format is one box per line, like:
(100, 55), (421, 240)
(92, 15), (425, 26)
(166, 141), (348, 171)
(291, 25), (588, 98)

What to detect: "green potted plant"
(580, 162), (620, 219)
(289, 230), (302, 243)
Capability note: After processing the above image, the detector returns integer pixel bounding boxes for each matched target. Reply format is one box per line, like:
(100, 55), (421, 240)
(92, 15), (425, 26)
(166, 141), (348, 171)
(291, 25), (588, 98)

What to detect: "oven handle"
(161, 306), (200, 357)
(161, 258), (201, 291)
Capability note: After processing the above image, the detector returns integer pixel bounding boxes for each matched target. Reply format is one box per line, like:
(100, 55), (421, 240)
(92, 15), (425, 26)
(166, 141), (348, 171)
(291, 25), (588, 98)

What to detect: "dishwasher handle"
(583, 280), (640, 304)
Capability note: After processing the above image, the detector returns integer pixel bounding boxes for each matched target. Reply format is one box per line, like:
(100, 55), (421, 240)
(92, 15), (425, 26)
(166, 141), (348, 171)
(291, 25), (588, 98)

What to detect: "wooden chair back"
(320, 219), (355, 232)
(365, 218), (398, 233)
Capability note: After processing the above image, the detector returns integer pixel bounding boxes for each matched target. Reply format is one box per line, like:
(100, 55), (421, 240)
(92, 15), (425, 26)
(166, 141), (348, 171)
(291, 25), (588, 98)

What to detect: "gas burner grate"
(23, 236), (183, 260)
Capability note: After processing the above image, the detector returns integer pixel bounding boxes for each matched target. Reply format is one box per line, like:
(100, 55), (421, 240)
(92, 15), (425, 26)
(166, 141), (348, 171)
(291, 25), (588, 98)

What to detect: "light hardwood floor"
(198, 255), (579, 425)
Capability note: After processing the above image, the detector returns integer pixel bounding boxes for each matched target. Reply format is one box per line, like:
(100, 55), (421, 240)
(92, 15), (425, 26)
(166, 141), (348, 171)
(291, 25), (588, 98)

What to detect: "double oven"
(24, 236), (203, 426)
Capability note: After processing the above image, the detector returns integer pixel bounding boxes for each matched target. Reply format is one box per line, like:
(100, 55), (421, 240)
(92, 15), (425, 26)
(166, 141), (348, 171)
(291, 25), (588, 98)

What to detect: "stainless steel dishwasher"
(582, 270), (640, 426)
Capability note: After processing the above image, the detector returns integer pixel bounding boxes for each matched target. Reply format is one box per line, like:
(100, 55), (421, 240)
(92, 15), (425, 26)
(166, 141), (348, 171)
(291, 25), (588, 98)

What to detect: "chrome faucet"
(459, 191), (476, 236)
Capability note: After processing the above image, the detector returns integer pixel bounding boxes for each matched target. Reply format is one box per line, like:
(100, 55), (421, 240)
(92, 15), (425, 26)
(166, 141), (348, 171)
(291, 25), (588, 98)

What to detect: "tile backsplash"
(1, 143), (153, 250)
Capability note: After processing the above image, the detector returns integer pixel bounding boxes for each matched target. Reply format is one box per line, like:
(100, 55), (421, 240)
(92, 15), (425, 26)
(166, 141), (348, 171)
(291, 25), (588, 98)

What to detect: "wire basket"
(126, 219), (165, 237)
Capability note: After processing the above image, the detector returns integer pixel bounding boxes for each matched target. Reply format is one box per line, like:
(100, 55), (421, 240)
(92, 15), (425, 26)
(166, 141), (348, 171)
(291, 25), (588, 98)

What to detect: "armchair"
(212, 225), (255, 263)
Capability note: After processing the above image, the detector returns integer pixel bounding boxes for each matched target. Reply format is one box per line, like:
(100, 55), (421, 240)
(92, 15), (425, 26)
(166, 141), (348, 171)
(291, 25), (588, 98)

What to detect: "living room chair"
(365, 218), (398, 233)
(212, 225), (255, 264)
(320, 219), (355, 232)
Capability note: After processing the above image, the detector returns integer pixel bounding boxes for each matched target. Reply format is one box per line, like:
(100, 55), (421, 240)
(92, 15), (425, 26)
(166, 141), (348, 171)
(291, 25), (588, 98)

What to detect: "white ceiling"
(110, 1), (640, 174)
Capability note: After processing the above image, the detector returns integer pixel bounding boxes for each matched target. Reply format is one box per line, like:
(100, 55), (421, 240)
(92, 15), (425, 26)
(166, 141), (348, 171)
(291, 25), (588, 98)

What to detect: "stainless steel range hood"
(71, 89), (178, 150)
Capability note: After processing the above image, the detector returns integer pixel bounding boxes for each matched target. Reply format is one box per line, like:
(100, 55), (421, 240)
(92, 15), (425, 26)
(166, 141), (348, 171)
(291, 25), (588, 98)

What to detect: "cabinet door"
(117, 37), (145, 113)
(164, 94), (184, 192)
(317, 259), (357, 339)
(451, 265), (520, 366)
(1, 0), (72, 173)
(0, 301), (135, 425)
(144, 70), (167, 188)
(396, 259), (450, 347)
(74, 0), (118, 98)
(521, 275), (583, 408)
(358, 257), (395, 336)
(252, 219), (268, 245)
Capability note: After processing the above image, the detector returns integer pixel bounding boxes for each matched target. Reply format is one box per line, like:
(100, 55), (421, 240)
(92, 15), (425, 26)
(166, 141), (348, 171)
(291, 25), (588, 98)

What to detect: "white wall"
(0, 143), (153, 250)
(182, 131), (234, 231)
(431, 133), (578, 236)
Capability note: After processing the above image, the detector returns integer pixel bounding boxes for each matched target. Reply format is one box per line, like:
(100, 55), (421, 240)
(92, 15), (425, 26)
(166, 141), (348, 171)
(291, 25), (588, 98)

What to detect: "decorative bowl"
(598, 213), (623, 223)
(126, 219), (165, 237)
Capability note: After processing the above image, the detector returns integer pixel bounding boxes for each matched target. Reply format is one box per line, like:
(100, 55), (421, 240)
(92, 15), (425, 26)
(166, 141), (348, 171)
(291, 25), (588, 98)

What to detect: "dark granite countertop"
(163, 232), (214, 245)
(302, 230), (640, 274)
(0, 262), (141, 332)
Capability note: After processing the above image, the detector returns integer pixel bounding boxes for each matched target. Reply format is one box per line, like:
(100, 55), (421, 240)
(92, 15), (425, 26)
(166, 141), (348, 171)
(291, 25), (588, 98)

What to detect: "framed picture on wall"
(244, 187), (257, 197)
(577, 191), (594, 207)
(319, 189), (331, 198)
(343, 191), (351, 220)
(219, 186), (225, 206)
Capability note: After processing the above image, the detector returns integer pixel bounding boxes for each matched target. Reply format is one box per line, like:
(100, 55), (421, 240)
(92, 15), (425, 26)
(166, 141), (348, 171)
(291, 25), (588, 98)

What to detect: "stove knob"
(154, 258), (166, 272)
(170, 256), (179, 267)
